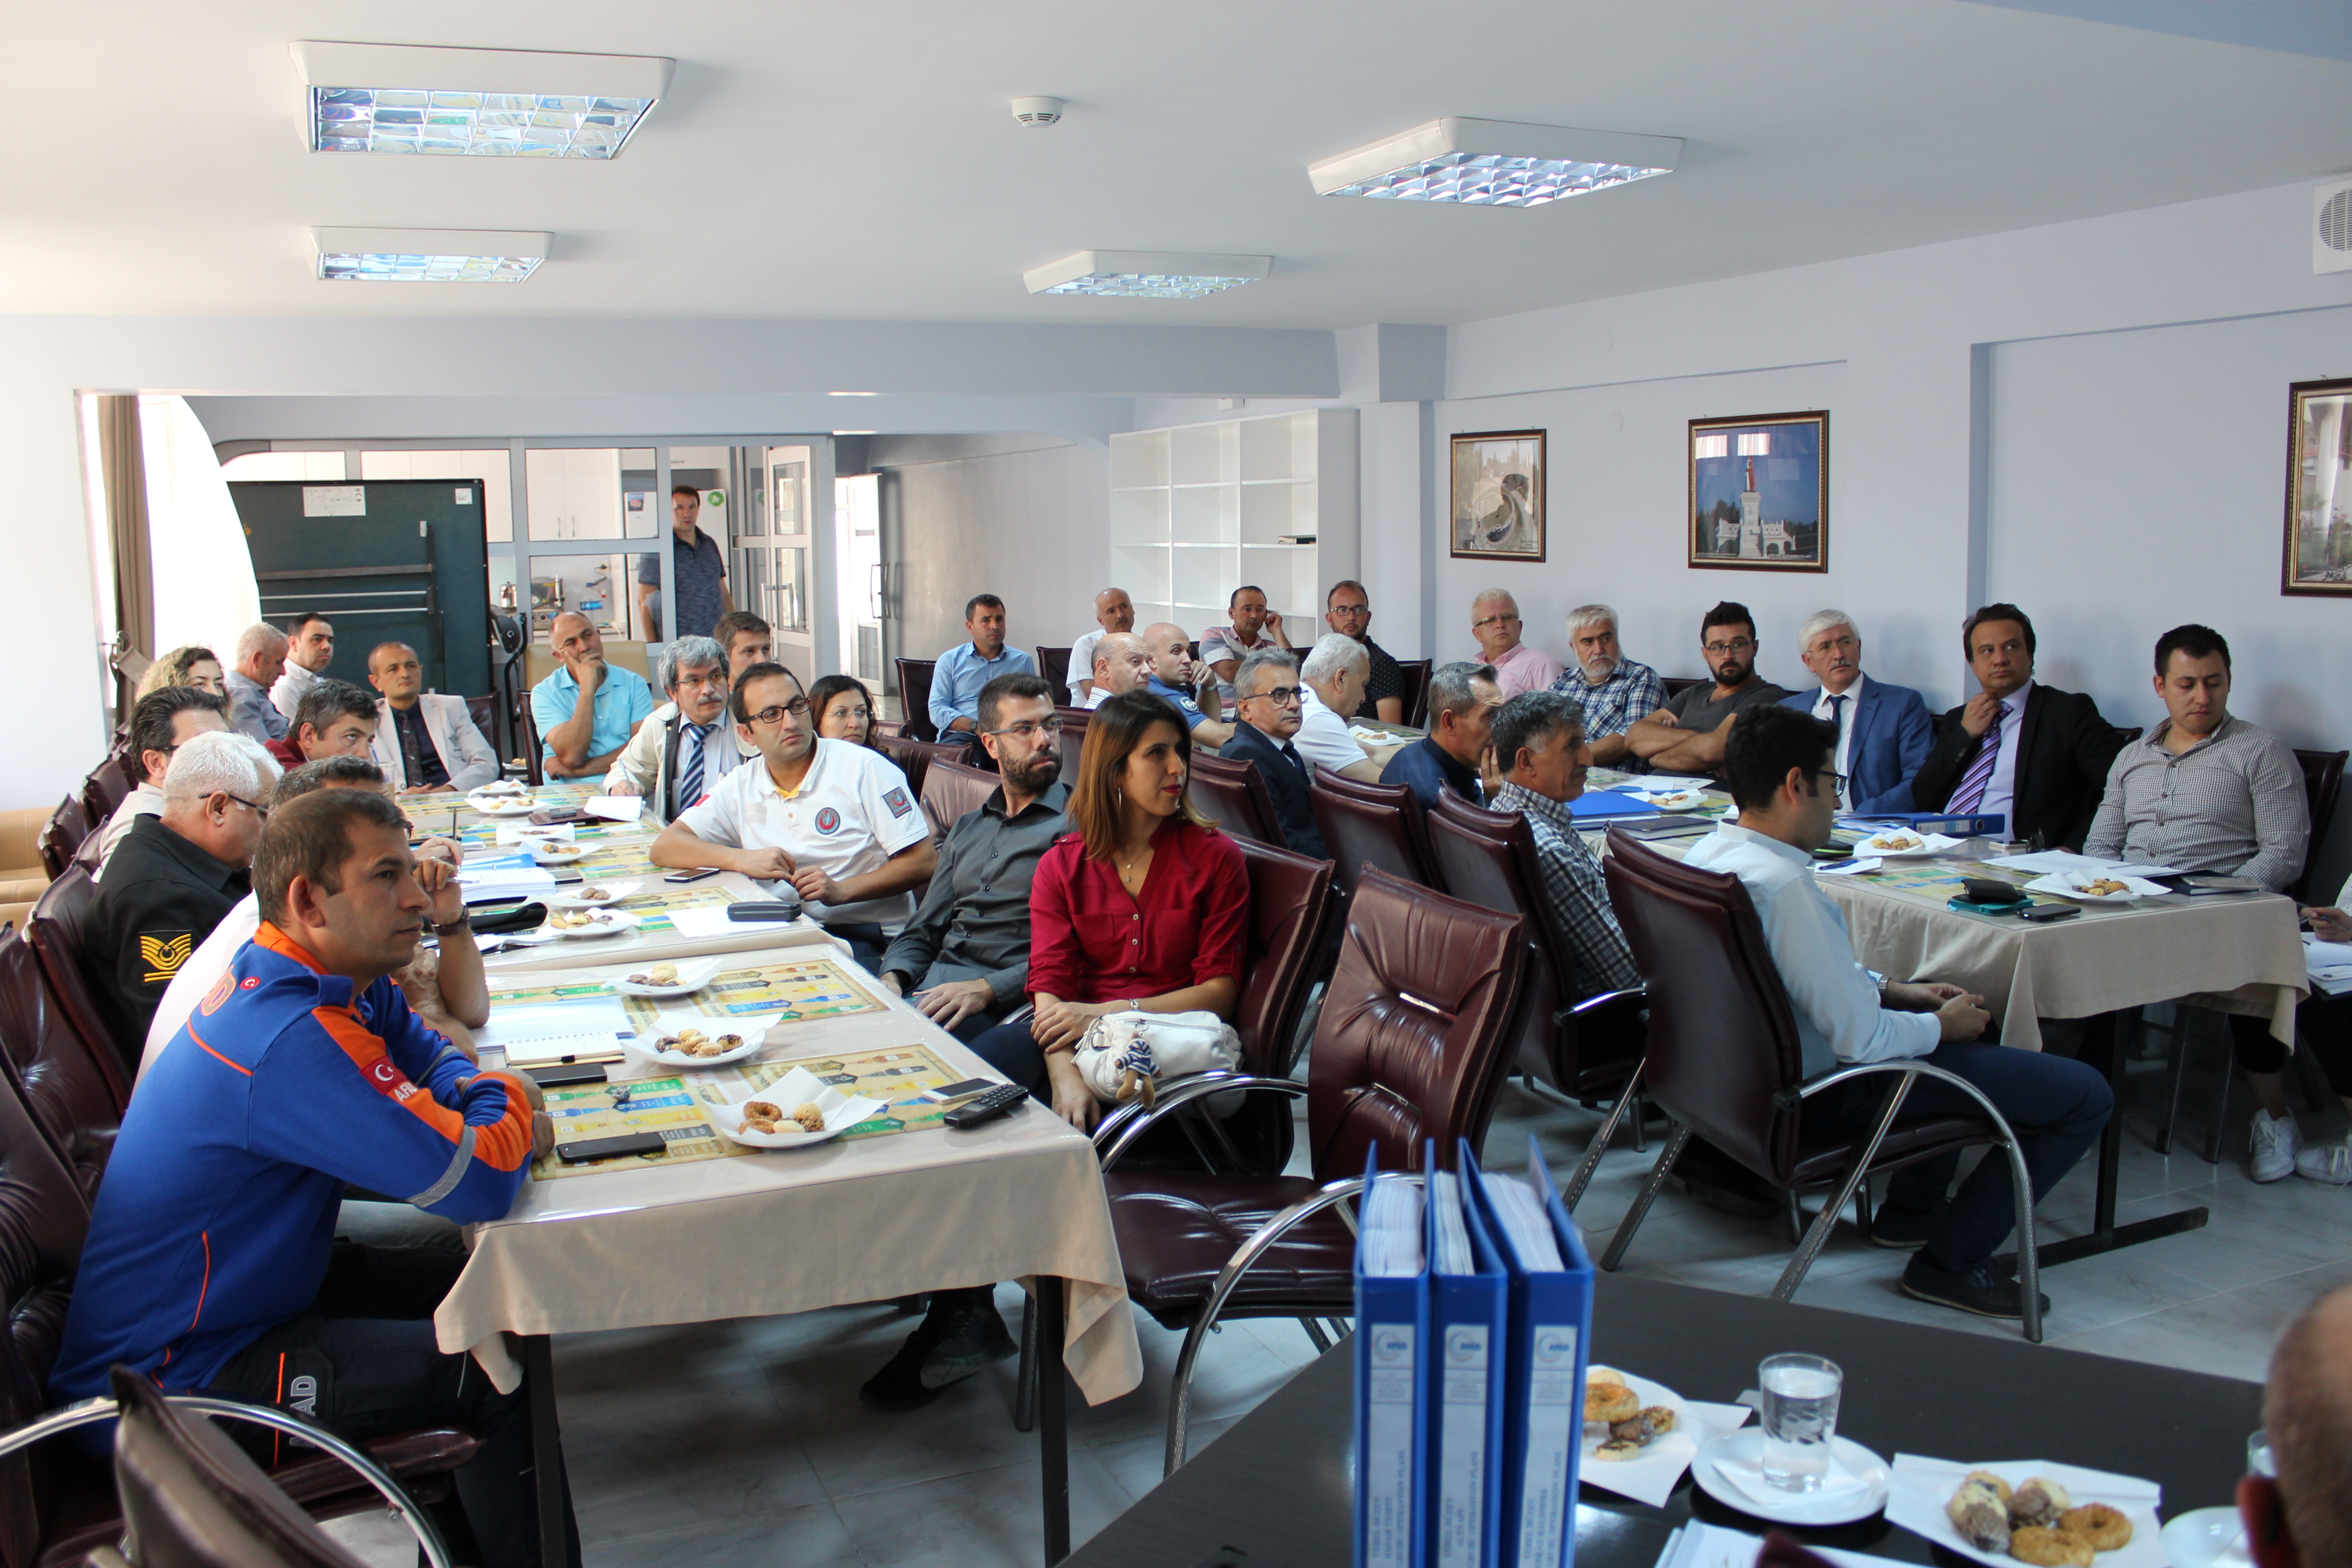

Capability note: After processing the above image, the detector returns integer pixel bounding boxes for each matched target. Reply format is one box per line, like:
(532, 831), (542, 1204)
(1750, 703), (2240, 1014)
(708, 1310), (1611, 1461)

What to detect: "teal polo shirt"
(530, 661), (656, 770)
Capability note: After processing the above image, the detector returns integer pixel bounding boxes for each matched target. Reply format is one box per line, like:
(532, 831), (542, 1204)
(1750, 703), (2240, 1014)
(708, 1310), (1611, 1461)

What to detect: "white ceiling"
(8, 0), (2351, 330)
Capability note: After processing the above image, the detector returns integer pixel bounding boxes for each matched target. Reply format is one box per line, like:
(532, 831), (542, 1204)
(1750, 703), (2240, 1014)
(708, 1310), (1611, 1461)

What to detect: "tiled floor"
(327, 1036), (2352, 1567)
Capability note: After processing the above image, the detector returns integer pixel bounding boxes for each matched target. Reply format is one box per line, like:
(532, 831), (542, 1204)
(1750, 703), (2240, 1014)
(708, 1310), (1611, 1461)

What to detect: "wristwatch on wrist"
(433, 915), (473, 936)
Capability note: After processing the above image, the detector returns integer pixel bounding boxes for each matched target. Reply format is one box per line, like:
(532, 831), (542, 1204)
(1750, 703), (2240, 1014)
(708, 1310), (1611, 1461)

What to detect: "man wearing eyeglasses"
(1219, 649), (1329, 861)
(1470, 589), (1563, 699)
(93, 685), (230, 872)
(1324, 580), (1405, 722)
(603, 636), (747, 823)
(1622, 600), (1791, 781)
(651, 662), (937, 970)
(83, 729), (283, 1051)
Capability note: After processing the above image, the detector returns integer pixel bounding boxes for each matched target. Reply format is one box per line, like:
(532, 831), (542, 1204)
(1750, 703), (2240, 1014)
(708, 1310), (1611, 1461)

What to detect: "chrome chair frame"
(0, 1395), (452, 1568)
(1598, 1058), (2044, 1343)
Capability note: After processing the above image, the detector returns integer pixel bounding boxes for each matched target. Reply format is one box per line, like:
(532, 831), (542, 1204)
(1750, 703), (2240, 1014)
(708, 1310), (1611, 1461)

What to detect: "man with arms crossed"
(652, 662), (936, 970)
(1220, 649), (1330, 860)
(1200, 584), (1294, 710)
(367, 642), (499, 794)
(1548, 603), (1666, 767)
(1910, 603), (2127, 849)
(531, 610), (655, 780)
(1469, 589), (1563, 698)
(1776, 609), (1933, 814)
(1623, 600), (1790, 781)
(269, 611), (335, 725)
(602, 637), (746, 823)
(1069, 586), (1135, 706)
(1323, 580), (1405, 722)
(1686, 705), (2111, 1319)
(931, 593), (1035, 739)
(51, 788), (568, 1568)
(2082, 624), (2310, 1182)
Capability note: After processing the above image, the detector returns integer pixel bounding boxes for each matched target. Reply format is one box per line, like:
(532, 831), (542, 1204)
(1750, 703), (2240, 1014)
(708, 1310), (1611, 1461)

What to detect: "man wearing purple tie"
(1909, 604), (2129, 849)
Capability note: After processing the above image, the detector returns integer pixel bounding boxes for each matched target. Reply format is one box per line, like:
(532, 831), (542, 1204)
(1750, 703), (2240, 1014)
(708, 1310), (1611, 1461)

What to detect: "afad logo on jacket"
(364, 1055), (425, 1105)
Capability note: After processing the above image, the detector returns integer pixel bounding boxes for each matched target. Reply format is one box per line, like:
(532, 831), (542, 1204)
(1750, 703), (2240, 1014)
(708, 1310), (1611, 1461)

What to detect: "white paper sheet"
(2306, 933), (2352, 993)
(1654, 1521), (1909, 1568)
(1987, 850), (2180, 877)
(583, 795), (645, 823)
(1815, 857), (1883, 876)
(457, 866), (557, 905)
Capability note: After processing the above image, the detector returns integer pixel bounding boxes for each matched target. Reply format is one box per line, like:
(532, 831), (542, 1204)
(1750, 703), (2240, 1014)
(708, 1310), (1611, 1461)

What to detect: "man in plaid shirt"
(1548, 603), (1666, 766)
(1489, 691), (1642, 1003)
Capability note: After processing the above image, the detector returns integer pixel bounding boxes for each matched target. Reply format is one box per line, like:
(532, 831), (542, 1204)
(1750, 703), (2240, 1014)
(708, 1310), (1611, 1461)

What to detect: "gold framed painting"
(1450, 429), (1545, 563)
(2284, 377), (2352, 596)
(1688, 410), (1828, 573)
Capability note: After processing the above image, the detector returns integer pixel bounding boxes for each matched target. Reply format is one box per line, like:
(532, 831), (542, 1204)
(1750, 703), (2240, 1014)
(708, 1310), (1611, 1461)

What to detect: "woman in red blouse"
(968, 689), (1250, 1131)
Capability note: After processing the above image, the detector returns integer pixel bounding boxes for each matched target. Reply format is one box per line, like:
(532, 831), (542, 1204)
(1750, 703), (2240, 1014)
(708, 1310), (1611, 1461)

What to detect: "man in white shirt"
(95, 687), (230, 872)
(651, 662), (937, 970)
(1081, 632), (1152, 709)
(1293, 634), (1385, 781)
(268, 612), (335, 724)
(1682, 703), (2111, 1322)
(602, 636), (749, 823)
(1068, 586), (1135, 705)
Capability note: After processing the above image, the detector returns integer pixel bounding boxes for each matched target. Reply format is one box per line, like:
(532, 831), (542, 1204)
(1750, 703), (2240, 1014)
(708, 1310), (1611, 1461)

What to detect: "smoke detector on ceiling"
(1012, 96), (1064, 127)
(2317, 179), (2352, 275)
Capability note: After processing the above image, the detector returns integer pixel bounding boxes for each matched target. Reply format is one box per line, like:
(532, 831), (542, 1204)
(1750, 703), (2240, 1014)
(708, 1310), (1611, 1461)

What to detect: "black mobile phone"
(527, 1063), (609, 1088)
(556, 1132), (668, 1162)
(664, 868), (722, 884)
(921, 1077), (998, 1104)
(727, 901), (803, 922)
(2018, 903), (2082, 923)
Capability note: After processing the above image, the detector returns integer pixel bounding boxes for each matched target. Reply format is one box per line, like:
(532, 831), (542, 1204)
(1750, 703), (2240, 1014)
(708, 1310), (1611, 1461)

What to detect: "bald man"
(529, 611), (654, 779)
(1070, 586), (1136, 705)
(1139, 622), (1234, 750)
(2243, 1283), (2352, 1568)
(1082, 632), (1152, 708)
(367, 641), (499, 794)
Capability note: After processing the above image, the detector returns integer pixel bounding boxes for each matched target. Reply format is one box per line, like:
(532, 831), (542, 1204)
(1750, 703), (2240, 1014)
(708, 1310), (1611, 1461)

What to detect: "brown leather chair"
(894, 658), (939, 743)
(1052, 706), (1092, 779)
(1185, 754), (1283, 848)
(77, 771), (128, 840)
(36, 803), (85, 884)
(24, 872), (132, 1105)
(1101, 868), (1528, 1470)
(0, 937), (125, 1199)
(876, 733), (960, 802)
(1393, 658), (1433, 730)
(2288, 747), (2347, 904)
(917, 755), (998, 843)
(1033, 646), (1071, 696)
(1423, 792), (1647, 1200)
(1306, 771), (1435, 898)
(1661, 676), (1706, 699)
(1598, 831), (2045, 1339)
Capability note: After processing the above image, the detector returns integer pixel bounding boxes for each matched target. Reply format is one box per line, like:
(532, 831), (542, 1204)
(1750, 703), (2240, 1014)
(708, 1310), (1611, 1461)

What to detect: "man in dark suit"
(1218, 648), (1329, 861)
(1910, 603), (2129, 849)
(1777, 609), (1932, 814)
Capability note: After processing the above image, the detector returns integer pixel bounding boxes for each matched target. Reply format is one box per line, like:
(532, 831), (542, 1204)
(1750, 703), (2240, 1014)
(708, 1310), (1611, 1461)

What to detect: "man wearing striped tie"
(603, 636), (747, 822)
(1911, 604), (2129, 850)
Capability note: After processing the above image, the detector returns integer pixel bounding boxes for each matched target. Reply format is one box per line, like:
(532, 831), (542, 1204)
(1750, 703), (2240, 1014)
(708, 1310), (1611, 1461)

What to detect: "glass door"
(752, 443), (823, 680)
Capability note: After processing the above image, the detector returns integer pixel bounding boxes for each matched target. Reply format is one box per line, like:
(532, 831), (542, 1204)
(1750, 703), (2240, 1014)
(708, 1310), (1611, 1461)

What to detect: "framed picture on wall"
(1688, 410), (1828, 572)
(2284, 377), (2352, 596)
(1450, 429), (1546, 562)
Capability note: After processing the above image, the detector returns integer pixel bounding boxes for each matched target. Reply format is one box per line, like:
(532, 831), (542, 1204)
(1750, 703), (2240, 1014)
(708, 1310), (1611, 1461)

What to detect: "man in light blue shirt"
(930, 594), (1034, 740)
(1682, 704), (2110, 1322)
(530, 611), (655, 779)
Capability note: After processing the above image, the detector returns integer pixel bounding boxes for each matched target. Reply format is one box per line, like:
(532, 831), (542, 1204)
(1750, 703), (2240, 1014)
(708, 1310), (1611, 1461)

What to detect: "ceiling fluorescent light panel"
(312, 227), (552, 282)
(1024, 251), (1271, 299)
(1309, 118), (1681, 207)
(291, 41), (676, 159)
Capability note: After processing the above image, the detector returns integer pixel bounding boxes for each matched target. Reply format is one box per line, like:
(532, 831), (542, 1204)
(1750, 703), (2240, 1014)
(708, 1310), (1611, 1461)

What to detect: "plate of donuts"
(1886, 1455), (2163, 1568)
(1576, 1366), (1702, 1505)
(703, 1066), (881, 1149)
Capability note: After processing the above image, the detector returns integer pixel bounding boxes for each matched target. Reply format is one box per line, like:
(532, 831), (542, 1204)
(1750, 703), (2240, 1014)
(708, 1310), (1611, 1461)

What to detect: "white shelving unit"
(1109, 408), (1358, 637)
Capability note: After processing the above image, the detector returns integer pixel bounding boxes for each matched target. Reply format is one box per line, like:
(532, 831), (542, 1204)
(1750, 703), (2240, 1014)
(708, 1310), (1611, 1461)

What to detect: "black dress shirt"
(878, 780), (1070, 1004)
(1380, 734), (1483, 811)
(1221, 721), (1330, 861)
(1354, 637), (1404, 720)
(82, 813), (250, 1059)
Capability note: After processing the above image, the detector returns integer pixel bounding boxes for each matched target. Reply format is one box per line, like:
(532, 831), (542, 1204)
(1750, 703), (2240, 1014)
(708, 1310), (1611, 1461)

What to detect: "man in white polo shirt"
(651, 662), (937, 970)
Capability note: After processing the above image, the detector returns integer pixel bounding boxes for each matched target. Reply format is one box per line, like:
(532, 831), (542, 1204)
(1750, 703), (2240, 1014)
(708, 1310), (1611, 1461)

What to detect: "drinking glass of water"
(1759, 1353), (1843, 1492)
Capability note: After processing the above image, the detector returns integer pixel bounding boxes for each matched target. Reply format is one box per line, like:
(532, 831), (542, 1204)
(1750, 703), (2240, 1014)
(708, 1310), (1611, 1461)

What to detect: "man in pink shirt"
(1471, 589), (1564, 698)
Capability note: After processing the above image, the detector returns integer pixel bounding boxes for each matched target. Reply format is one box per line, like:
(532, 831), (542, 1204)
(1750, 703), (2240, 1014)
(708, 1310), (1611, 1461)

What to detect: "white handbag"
(1072, 1009), (1242, 1107)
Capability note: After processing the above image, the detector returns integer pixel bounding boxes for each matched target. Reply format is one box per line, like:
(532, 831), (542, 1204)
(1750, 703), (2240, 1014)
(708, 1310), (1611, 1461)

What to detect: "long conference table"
(421, 783), (1142, 1565)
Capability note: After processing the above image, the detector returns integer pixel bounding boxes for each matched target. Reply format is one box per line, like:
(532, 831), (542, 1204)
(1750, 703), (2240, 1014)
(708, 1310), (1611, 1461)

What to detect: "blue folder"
(1565, 789), (1665, 820)
(1426, 1149), (1508, 1568)
(1463, 1138), (1597, 1568)
(1356, 1147), (1430, 1568)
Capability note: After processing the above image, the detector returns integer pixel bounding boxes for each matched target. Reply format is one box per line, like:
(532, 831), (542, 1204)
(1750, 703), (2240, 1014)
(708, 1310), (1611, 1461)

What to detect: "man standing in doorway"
(1324, 581), (1404, 723)
(269, 612), (335, 726)
(636, 483), (734, 643)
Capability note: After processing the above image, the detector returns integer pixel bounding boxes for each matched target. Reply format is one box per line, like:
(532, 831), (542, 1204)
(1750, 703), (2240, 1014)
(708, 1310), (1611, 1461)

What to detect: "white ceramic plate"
(548, 879), (642, 911)
(2160, 1507), (2250, 1568)
(1853, 830), (1963, 858)
(2023, 872), (2170, 904)
(530, 843), (591, 867)
(626, 1027), (764, 1068)
(468, 794), (537, 817)
(543, 909), (641, 941)
(705, 1067), (882, 1148)
(610, 956), (723, 998)
(1691, 1428), (1891, 1526)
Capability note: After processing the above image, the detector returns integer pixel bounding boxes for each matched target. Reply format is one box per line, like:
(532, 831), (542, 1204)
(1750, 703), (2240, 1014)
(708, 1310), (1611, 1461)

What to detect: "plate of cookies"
(549, 879), (642, 912)
(2022, 872), (2170, 905)
(1887, 1455), (2162, 1568)
(1853, 829), (1964, 858)
(706, 1066), (881, 1149)
(1577, 1366), (1701, 1504)
(543, 908), (641, 940)
(467, 786), (536, 816)
(611, 957), (721, 998)
(627, 1021), (764, 1068)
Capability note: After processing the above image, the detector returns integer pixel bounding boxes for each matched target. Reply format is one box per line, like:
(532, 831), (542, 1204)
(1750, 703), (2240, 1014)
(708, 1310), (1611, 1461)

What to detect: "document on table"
(2307, 933), (2352, 996)
(473, 1000), (632, 1067)
(1653, 1521), (1909, 1568)
(456, 865), (557, 905)
(1987, 850), (2180, 878)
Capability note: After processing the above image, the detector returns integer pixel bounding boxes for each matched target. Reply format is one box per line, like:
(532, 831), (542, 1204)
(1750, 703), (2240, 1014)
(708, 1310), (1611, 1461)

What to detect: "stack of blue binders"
(1353, 1137), (1598, 1568)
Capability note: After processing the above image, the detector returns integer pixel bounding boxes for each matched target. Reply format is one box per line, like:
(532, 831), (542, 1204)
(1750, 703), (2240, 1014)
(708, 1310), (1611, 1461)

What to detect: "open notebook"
(473, 1000), (632, 1067)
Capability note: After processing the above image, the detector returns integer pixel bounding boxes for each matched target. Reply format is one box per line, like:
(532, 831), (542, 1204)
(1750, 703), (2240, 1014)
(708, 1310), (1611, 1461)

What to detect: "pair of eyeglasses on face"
(1703, 637), (1755, 656)
(1808, 768), (1850, 796)
(1329, 603), (1369, 618)
(984, 718), (1065, 740)
(1471, 614), (1520, 630)
(219, 792), (270, 819)
(745, 698), (811, 725)
(1243, 685), (1304, 706)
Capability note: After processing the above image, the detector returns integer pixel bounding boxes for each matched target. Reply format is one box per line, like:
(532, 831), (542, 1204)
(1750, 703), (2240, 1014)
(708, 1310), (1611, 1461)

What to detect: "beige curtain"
(97, 395), (155, 720)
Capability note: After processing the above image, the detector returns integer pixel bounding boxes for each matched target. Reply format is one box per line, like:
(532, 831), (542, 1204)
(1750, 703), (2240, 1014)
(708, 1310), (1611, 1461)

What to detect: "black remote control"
(941, 1083), (1029, 1128)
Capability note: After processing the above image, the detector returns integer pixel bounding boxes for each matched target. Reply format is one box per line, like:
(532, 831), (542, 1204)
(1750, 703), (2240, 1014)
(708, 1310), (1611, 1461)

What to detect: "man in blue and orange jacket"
(50, 787), (573, 1568)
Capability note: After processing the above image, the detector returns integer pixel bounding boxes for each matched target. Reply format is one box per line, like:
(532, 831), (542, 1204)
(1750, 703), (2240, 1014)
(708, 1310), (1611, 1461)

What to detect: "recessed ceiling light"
(312, 227), (551, 282)
(1308, 118), (1680, 207)
(1023, 250), (1270, 299)
(828, 391), (880, 397)
(290, 41), (675, 159)
(832, 430), (877, 436)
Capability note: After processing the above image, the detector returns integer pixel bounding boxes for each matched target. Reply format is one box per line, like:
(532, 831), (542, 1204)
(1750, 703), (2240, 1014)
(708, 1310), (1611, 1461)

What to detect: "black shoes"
(1899, 1254), (2050, 1320)
(1866, 1202), (1936, 1250)
(859, 1288), (1018, 1411)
